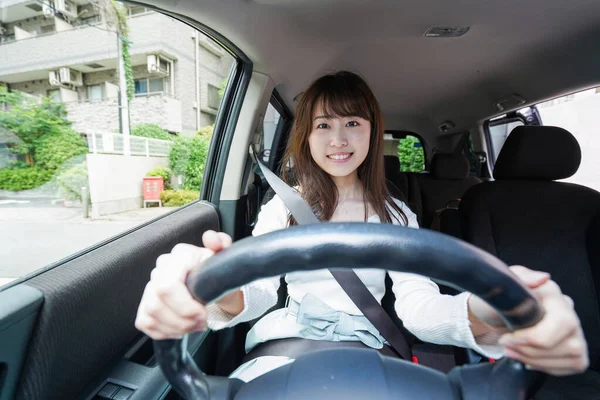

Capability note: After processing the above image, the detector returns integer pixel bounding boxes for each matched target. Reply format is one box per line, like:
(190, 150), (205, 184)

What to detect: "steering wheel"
(153, 223), (546, 399)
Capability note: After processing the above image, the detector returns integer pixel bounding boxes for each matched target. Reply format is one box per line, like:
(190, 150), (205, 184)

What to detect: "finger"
(143, 288), (204, 333)
(135, 285), (205, 338)
(500, 283), (579, 348)
(509, 265), (551, 289)
(135, 312), (202, 340)
(506, 332), (587, 359)
(217, 232), (233, 248)
(152, 264), (207, 318)
(162, 243), (214, 282)
(202, 230), (226, 252)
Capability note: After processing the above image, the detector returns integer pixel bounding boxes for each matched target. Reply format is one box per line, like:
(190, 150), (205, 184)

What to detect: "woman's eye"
(346, 121), (359, 127)
(316, 123), (329, 129)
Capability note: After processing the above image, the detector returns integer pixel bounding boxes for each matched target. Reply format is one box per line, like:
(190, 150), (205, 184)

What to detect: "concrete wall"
(66, 95), (182, 133)
(538, 94), (600, 192)
(87, 153), (168, 217)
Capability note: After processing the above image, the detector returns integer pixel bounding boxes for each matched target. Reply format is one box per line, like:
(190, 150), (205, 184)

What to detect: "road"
(0, 203), (172, 287)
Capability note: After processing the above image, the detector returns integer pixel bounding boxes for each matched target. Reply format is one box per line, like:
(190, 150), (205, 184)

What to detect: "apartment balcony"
(65, 94), (182, 134)
(0, 12), (190, 83)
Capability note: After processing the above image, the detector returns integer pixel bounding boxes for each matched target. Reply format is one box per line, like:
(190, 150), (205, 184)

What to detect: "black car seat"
(416, 153), (481, 229)
(459, 125), (600, 399)
(383, 155), (422, 222)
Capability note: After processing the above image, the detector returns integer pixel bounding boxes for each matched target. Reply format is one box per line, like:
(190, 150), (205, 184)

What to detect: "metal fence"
(83, 132), (172, 158)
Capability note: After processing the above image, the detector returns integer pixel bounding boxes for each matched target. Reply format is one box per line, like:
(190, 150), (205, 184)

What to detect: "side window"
(383, 133), (425, 173)
(488, 118), (525, 161)
(486, 87), (600, 192)
(0, 2), (236, 288)
(536, 87), (600, 191)
(257, 102), (282, 165)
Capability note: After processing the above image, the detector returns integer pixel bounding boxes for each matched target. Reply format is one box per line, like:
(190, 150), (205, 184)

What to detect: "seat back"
(417, 153), (481, 228)
(460, 126), (600, 369)
(384, 155), (422, 222)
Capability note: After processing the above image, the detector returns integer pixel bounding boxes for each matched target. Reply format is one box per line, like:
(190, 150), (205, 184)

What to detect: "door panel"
(4, 202), (219, 400)
(0, 285), (44, 400)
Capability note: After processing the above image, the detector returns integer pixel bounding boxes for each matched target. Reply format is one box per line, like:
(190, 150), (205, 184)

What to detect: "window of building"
(207, 84), (220, 109)
(128, 6), (149, 16)
(80, 15), (102, 26)
(47, 89), (61, 102)
(135, 78), (167, 96)
(87, 85), (103, 101)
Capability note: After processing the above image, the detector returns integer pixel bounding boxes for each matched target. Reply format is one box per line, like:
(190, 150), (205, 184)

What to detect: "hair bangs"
(313, 80), (372, 122)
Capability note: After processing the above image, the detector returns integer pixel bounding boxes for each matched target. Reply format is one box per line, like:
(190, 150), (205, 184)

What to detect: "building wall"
(1, 9), (235, 135)
(86, 153), (169, 217)
(66, 95), (183, 133)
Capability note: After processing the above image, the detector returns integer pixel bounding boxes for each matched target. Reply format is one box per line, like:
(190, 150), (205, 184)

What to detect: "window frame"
(133, 77), (167, 97)
(484, 115), (526, 165)
(384, 130), (428, 172)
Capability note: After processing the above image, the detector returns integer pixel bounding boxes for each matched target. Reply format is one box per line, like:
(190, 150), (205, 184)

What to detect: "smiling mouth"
(327, 153), (353, 160)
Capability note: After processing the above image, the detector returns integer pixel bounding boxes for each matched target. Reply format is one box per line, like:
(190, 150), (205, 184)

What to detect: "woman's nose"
(329, 128), (348, 147)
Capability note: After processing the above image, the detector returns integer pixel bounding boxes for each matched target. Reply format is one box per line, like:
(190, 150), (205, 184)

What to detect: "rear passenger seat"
(415, 153), (481, 229)
(384, 155), (422, 222)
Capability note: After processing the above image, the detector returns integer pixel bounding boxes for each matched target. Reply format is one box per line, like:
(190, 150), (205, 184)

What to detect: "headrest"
(384, 155), (401, 174)
(431, 153), (470, 180)
(493, 126), (581, 181)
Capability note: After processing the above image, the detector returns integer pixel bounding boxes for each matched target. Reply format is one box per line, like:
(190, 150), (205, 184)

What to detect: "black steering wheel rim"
(155, 223), (546, 399)
(189, 223), (543, 330)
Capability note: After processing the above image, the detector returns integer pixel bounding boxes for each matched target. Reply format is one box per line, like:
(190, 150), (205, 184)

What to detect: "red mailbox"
(143, 176), (164, 207)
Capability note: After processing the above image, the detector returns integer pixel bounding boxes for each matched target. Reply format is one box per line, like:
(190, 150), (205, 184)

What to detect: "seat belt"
(254, 156), (412, 361)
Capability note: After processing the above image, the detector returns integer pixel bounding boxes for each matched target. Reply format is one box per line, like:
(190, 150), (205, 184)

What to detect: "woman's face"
(307, 106), (371, 179)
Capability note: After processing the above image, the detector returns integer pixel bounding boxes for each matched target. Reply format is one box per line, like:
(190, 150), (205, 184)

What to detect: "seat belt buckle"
(411, 356), (419, 364)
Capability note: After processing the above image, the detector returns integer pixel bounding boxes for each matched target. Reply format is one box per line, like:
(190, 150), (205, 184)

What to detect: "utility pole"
(117, 33), (131, 156)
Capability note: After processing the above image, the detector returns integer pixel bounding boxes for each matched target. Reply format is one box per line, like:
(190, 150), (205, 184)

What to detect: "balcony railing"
(83, 132), (172, 158)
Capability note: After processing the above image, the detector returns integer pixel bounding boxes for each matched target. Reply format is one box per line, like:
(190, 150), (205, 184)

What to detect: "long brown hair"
(282, 71), (408, 226)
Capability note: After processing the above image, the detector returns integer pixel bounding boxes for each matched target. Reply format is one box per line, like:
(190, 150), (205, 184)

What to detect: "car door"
(0, 2), (256, 399)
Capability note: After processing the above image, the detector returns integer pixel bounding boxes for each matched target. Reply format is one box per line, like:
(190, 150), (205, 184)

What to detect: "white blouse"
(206, 195), (502, 358)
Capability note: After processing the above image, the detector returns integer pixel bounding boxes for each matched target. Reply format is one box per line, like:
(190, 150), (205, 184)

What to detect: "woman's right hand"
(134, 230), (233, 340)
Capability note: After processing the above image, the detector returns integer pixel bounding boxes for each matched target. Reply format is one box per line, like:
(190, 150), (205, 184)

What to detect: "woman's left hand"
(498, 266), (589, 376)
(469, 266), (589, 375)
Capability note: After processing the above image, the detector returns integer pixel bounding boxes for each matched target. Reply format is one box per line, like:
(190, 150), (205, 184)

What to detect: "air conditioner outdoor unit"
(54, 0), (78, 19)
(147, 55), (170, 76)
(49, 71), (63, 87)
(59, 67), (83, 86)
(42, 4), (55, 18)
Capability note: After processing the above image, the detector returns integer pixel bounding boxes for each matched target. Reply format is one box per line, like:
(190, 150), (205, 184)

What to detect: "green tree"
(0, 89), (88, 192)
(397, 135), (424, 172)
(131, 123), (173, 141)
(0, 87), (71, 164)
(168, 135), (210, 190)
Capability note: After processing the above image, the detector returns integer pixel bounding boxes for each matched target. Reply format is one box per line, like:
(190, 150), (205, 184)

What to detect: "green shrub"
(131, 123), (173, 141)
(146, 166), (172, 190)
(168, 135), (210, 190)
(0, 88), (71, 160)
(0, 167), (52, 191)
(196, 125), (213, 138)
(35, 127), (88, 171)
(397, 136), (425, 172)
(160, 189), (199, 207)
(54, 156), (89, 201)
